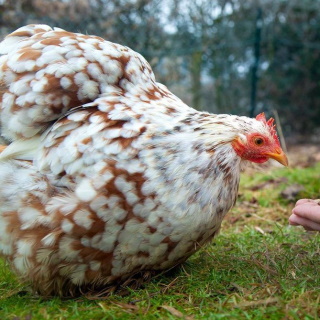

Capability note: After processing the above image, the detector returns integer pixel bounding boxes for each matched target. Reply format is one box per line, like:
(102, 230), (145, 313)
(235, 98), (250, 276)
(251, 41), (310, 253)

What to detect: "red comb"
(255, 112), (266, 123)
(255, 112), (279, 142)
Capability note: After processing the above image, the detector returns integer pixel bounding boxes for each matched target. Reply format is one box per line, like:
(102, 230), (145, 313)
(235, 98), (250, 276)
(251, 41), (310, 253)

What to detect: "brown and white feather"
(0, 25), (286, 297)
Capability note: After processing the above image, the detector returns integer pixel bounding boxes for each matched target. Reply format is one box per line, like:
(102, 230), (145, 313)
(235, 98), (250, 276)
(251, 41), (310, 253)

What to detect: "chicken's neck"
(140, 112), (244, 226)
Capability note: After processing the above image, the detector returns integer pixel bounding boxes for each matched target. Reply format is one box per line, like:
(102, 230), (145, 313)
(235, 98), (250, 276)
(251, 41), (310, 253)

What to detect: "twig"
(272, 109), (287, 154)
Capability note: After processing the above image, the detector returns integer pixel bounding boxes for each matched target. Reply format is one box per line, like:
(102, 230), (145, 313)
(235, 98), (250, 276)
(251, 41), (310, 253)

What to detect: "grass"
(0, 162), (320, 319)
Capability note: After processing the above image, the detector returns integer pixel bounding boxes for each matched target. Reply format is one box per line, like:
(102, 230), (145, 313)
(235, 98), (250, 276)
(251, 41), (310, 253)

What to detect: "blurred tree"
(259, 0), (320, 138)
(0, 0), (319, 138)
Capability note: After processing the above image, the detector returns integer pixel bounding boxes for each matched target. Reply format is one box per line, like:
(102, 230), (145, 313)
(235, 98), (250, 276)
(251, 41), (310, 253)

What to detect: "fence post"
(250, 7), (262, 117)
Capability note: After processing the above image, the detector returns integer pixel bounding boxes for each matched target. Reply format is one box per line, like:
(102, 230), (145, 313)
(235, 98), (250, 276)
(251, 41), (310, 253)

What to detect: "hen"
(0, 25), (288, 297)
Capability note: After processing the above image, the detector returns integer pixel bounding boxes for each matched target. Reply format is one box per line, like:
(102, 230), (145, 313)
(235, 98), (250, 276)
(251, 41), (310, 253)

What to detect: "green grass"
(239, 162), (320, 206)
(0, 162), (320, 319)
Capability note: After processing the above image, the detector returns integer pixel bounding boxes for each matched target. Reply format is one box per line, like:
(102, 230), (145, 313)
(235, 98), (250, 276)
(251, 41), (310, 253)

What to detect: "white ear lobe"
(238, 133), (247, 143)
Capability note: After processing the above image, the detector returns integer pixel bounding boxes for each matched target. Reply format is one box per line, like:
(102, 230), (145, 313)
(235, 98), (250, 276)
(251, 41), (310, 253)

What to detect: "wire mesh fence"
(0, 0), (319, 139)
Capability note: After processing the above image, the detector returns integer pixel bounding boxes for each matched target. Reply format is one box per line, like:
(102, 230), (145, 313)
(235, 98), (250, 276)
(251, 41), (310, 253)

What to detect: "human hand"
(289, 199), (320, 231)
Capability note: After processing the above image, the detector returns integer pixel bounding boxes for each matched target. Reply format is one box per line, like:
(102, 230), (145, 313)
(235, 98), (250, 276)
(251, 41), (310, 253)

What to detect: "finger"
(292, 202), (320, 224)
(288, 214), (320, 231)
(289, 214), (301, 225)
(295, 199), (320, 207)
(295, 199), (313, 206)
(288, 214), (300, 225)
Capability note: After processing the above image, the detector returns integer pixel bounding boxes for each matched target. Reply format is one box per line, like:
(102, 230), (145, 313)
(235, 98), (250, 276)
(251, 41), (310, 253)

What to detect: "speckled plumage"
(0, 25), (286, 297)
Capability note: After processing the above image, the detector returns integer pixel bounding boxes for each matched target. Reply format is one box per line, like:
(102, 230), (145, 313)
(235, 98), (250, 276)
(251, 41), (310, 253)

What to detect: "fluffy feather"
(0, 25), (288, 297)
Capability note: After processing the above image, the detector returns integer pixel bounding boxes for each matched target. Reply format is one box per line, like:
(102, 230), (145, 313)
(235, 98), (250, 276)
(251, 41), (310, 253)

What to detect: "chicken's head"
(232, 113), (288, 166)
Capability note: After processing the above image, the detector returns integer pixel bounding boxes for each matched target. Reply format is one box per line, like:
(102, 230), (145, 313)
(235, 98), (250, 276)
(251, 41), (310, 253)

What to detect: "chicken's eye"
(254, 137), (264, 146)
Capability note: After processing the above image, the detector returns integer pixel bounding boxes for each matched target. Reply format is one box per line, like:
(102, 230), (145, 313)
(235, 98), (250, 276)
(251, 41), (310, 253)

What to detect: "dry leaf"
(161, 305), (194, 319)
(234, 297), (279, 309)
(250, 177), (288, 191)
(110, 301), (140, 311)
(161, 305), (184, 317)
(280, 184), (304, 200)
(99, 301), (143, 314)
(254, 226), (266, 235)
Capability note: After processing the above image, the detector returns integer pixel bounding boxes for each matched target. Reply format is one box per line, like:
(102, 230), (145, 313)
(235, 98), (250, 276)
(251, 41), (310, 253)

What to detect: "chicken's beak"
(265, 149), (289, 166)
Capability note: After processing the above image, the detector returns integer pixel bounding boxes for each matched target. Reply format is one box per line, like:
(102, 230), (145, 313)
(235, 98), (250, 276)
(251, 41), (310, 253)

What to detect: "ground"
(0, 144), (319, 319)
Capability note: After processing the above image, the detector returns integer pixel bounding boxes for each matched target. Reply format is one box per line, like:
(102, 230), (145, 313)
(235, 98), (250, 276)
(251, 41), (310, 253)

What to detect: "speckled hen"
(0, 25), (288, 297)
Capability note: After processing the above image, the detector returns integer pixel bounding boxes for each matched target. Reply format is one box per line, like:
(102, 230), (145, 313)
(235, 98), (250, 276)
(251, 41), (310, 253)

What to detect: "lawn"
(0, 158), (319, 319)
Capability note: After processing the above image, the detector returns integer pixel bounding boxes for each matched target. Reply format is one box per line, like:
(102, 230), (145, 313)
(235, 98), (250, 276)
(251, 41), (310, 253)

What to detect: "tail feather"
(0, 136), (41, 161)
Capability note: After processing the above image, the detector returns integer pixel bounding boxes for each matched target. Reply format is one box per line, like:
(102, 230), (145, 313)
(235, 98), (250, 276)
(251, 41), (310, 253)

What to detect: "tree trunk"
(190, 51), (202, 110)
